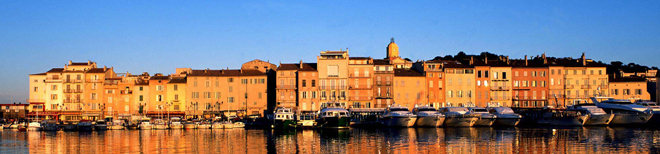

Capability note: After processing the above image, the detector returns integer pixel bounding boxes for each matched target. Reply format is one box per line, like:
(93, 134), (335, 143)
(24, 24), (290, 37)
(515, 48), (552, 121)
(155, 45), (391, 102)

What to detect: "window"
(241, 79), (248, 84)
(193, 81), (198, 87)
(139, 87), (143, 91)
(478, 71), (482, 78)
(302, 80), (307, 87)
(502, 72), (507, 79)
(302, 91), (307, 99)
(215, 81), (219, 87)
(228, 97), (235, 103)
(91, 93), (97, 100)
(311, 80), (316, 87)
(157, 95), (163, 102)
(258, 92), (262, 99)
(174, 85), (178, 91)
(635, 89), (642, 95)
(215, 92), (220, 99)
(52, 85), (57, 90)
(139, 95), (144, 101)
(484, 71), (489, 78)
(228, 78), (234, 82)
(33, 87), (38, 92)
(156, 85), (163, 91)
(229, 86), (233, 92)
(493, 72), (498, 79)
(51, 94), (58, 100)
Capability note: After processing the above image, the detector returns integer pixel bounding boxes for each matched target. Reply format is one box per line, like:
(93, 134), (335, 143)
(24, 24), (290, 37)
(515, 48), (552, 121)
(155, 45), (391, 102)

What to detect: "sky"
(1, 1), (659, 104)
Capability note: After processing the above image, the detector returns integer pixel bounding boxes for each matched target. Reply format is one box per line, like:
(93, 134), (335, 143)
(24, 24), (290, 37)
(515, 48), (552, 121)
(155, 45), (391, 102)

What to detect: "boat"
(197, 120), (212, 129)
(537, 106), (586, 126)
(438, 107), (480, 127)
(382, 104), (417, 127)
(41, 120), (60, 131)
(412, 105), (445, 127)
(17, 123), (27, 131)
(108, 120), (125, 130)
(126, 119), (139, 129)
(77, 120), (93, 131)
(468, 107), (497, 126)
(634, 101), (660, 124)
(183, 120), (197, 129)
(592, 97), (653, 125)
(62, 121), (78, 131)
(27, 121), (41, 131)
(153, 119), (169, 129)
(487, 107), (522, 126)
(139, 118), (153, 130)
(233, 122), (245, 128)
(296, 113), (317, 128)
(169, 117), (184, 129)
(566, 102), (614, 125)
(94, 120), (108, 130)
(272, 107), (296, 129)
(316, 102), (351, 129)
(212, 117), (233, 129)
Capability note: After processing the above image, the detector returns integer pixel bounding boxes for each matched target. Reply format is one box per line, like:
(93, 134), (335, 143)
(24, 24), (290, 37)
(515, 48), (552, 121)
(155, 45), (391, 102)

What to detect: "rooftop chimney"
(103, 66), (107, 71)
(68, 60), (72, 65)
(300, 60), (303, 69)
(470, 57), (474, 65)
(542, 52), (547, 64)
(525, 55), (528, 66)
(485, 56), (488, 64)
(581, 52), (586, 66)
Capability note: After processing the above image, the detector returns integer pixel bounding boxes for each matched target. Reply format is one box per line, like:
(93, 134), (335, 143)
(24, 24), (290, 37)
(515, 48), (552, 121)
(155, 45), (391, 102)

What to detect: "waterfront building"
(608, 76), (650, 101)
(348, 57), (374, 108)
(488, 58), (513, 107)
(393, 69), (427, 109)
(0, 103), (30, 120)
(415, 60), (446, 108)
(317, 49), (350, 107)
(443, 61), (475, 107)
(275, 61), (319, 112)
(511, 55), (550, 107)
(548, 61), (566, 106)
(474, 63), (491, 107)
(276, 63), (298, 109)
(373, 59), (394, 108)
(559, 53), (609, 104)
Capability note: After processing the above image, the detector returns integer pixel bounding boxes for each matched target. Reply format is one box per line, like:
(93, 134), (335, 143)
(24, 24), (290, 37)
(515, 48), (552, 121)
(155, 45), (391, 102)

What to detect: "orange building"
(393, 69), (427, 109)
(474, 63), (491, 107)
(443, 61), (475, 107)
(511, 56), (550, 107)
(415, 60), (446, 108)
(609, 77), (650, 101)
(275, 61), (319, 112)
(373, 59), (394, 108)
(348, 57), (374, 108)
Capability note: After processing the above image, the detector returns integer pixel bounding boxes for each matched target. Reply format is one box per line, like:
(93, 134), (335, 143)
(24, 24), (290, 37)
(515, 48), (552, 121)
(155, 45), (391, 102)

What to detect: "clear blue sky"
(1, 1), (659, 103)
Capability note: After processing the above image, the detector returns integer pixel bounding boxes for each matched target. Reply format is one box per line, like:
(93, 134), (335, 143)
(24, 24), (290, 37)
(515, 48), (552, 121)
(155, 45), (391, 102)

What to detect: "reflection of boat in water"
(316, 102), (350, 129)
(592, 97), (653, 125)
(468, 107), (496, 126)
(537, 107), (586, 126)
(566, 102), (614, 125)
(439, 107), (479, 127)
(184, 120), (197, 129)
(412, 105), (444, 127)
(487, 107), (522, 126)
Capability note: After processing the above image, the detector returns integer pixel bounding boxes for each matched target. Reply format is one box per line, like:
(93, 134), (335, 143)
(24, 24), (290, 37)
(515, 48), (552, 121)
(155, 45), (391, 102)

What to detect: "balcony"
(319, 86), (347, 90)
(63, 99), (81, 103)
(349, 74), (371, 78)
(120, 90), (133, 95)
(581, 85), (590, 89)
(45, 77), (62, 83)
(277, 85), (296, 89)
(565, 85), (575, 89)
(26, 99), (45, 103)
(349, 85), (372, 90)
(349, 96), (373, 101)
(490, 86), (510, 91)
(65, 89), (83, 93)
(86, 79), (102, 83)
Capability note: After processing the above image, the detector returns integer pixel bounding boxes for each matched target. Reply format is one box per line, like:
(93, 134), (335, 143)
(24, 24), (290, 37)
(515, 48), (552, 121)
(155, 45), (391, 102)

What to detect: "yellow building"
(348, 57), (374, 108)
(609, 77), (650, 101)
(317, 50), (349, 107)
(443, 61), (476, 107)
(393, 69), (427, 109)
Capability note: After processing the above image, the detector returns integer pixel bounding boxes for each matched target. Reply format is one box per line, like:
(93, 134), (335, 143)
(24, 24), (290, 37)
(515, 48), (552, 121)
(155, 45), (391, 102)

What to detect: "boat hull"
(108, 125), (125, 130)
(493, 118), (521, 126)
(539, 116), (586, 126)
(95, 125), (108, 131)
(274, 119), (296, 129)
(153, 125), (168, 130)
(139, 125), (152, 130)
(443, 116), (478, 127)
(583, 114), (614, 125)
(77, 126), (93, 131)
(318, 117), (350, 129)
(170, 124), (183, 129)
(197, 124), (211, 129)
(42, 125), (60, 131)
(184, 124), (197, 129)
(384, 117), (417, 127)
(414, 116), (444, 127)
(609, 113), (652, 125)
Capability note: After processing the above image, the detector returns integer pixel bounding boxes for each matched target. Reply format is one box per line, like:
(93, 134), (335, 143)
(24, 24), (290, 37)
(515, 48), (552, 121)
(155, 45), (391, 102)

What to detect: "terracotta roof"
(509, 59), (547, 67)
(373, 59), (390, 65)
(70, 62), (90, 66)
(150, 76), (170, 80)
(168, 77), (187, 83)
(187, 69), (266, 76)
(443, 61), (472, 68)
(135, 80), (149, 85)
(47, 68), (64, 73)
(609, 77), (646, 82)
(277, 63), (317, 71)
(86, 68), (107, 73)
(299, 63), (317, 71)
(349, 57), (371, 60)
(30, 73), (47, 75)
(277, 64), (299, 71)
(394, 69), (424, 77)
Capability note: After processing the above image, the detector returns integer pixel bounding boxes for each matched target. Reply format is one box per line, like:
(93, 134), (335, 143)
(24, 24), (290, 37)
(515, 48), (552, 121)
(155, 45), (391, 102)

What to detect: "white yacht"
(412, 105), (444, 127)
(468, 107), (497, 126)
(634, 101), (660, 124)
(591, 97), (653, 125)
(438, 107), (479, 127)
(139, 118), (153, 130)
(382, 104), (417, 127)
(169, 117), (183, 129)
(487, 107), (522, 126)
(153, 119), (169, 129)
(108, 119), (125, 130)
(566, 103), (614, 125)
(27, 121), (41, 131)
(317, 102), (350, 129)
(272, 107), (296, 129)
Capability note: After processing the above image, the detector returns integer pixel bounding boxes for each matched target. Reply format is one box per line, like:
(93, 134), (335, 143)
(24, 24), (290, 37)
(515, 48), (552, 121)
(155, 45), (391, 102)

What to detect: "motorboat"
(412, 105), (445, 127)
(183, 120), (197, 129)
(537, 106), (586, 126)
(126, 119), (139, 130)
(316, 102), (350, 129)
(272, 107), (296, 129)
(468, 107), (497, 126)
(197, 120), (212, 129)
(382, 104), (417, 127)
(634, 101), (660, 124)
(41, 120), (60, 131)
(233, 122), (245, 128)
(108, 120), (125, 130)
(169, 117), (184, 129)
(566, 102), (614, 125)
(62, 121), (78, 131)
(27, 121), (41, 131)
(139, 118), (153, 130)
(438, 107), (479, 127)
(592, 97), (653, 125)
(94, 120), (108, 130)
(153, 119), (169, 129)
(77, 120), (93, 131)
(296, 113), (317, 128)
(487, 107), (522, 126)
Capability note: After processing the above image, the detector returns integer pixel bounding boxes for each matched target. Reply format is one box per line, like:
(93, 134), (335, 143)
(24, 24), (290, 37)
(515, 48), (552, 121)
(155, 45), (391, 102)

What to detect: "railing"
(565, 85), (575, 89)
(64, 89), (73, 93)
(349, 96), (372, 101)
(599, 85), (608, 89)
(581, 85), (590, 89)
(63, 99), (81, 103)
(63, 79), (73, 83)
(120, 90), (133, 94)
(349, 85), (372, 90)
(74, 89), (83, 93)
(376, 81), (382, 86)
(277, 85), (296, 89)
(45, 78), (61, 82)
(26, 99), (45, 103)
(319, 86), (347, 90)
(86, 79), (102, 83)
(349, 74), (371, 78)
(386, 81), (392, 86)
(490, 86), (510, 91)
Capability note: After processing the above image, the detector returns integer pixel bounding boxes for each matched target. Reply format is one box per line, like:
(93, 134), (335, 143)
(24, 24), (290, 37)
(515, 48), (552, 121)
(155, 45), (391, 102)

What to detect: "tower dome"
(386, 37), (399, 59)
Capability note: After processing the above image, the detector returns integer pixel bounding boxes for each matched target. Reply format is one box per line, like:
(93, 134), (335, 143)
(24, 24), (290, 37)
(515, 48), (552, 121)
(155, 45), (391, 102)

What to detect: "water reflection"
(2, 126), (660, 153)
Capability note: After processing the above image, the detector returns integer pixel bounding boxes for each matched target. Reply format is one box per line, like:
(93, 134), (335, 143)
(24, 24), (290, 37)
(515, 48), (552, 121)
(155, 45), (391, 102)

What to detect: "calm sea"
(1, 127), (660, 153)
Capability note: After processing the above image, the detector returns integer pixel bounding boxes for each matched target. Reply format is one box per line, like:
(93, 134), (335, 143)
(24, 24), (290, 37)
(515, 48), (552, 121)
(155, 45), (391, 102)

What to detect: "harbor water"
(1, 126), (660, 153)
